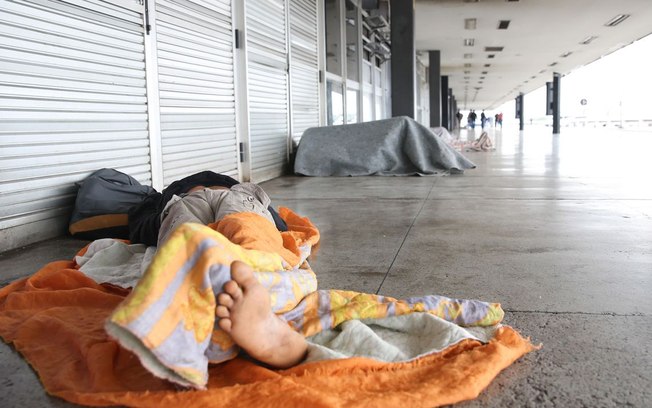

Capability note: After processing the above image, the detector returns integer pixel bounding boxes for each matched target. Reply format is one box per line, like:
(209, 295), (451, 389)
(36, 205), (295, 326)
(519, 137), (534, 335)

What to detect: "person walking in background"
(456, 110), (463, 128)
(496, 112), (503, 129)
(480, 110), (487, 129)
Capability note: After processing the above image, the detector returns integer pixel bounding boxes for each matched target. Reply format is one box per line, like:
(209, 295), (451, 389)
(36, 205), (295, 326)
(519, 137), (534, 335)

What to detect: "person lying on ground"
(128, 171), (287, 246)
(156, 182), (277, 247)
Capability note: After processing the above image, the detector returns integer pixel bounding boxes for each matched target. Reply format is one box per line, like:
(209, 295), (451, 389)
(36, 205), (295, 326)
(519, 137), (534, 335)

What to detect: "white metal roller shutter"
(245, 0), (289, 182)
(0, 0), (150, 252)
(155, 0), (239, 187)
(289, 0), (319, 143)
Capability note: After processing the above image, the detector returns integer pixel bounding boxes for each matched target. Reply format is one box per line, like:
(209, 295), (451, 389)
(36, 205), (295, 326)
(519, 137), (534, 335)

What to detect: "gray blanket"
(294, 116), (476, 176)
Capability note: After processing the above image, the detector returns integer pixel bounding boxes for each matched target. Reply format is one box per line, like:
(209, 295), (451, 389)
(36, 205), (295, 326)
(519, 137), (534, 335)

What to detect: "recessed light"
(498, 20), (510, 30)
(560, 51), (573, 58)
(464, 18), (477, 30)
(464, 53), (473, 59)
(464, 38), (475, 46)
(605, 14), (630, 27)
(464, 63), (472, 68)
(485, 46), (504, 52)
(481, 71), (488, 74)
(464, 70), (471, 74)
(549, 62), (558, 67)
(487, 54), (495, 59)
(580, 35), (597, 45)
(484, 63), (491, 67)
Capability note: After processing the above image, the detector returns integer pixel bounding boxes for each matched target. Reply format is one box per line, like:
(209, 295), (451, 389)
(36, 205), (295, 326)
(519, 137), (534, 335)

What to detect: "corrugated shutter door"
(246, 0), (289, 182)
(155, 0), (239, 187)
(0, 0), (150, 251)
(289, 0), (319, 143)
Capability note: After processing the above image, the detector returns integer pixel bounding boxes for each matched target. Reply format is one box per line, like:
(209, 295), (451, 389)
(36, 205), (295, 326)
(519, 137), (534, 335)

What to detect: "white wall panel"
(155, 0), (239, 187)
(0, 0), (150, 252)
(289, 0), (319, 143)
(245, 0), (289, 182)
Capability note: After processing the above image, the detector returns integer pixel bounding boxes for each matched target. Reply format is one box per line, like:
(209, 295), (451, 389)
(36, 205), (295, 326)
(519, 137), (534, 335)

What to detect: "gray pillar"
(390, 0), (416, 118)
(448, 88), (453, 130)
(451, 97), (457, 130)
(552, 72), (561, 134)
(428, 51), (441, 127)
(516, 93), (524, 131)
(440, 75), (449, 129)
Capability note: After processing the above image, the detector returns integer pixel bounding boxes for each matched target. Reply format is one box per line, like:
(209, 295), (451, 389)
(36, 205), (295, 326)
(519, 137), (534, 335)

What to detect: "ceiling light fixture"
(484, 63), (491, 67)
(605, 14), (630, 27)
(560, 51), (573, 58)
(485, 46), (504, 52)
(487, 54), (495, 59)
(464, 18), (477, 30)
(464, 38), (475, 46)
(580, 35), (597, 45)
(464, 63), (472, 67)
(549, 62), (558, 67)
(498, 20), (510, 30)
(464, 53), (473, 59)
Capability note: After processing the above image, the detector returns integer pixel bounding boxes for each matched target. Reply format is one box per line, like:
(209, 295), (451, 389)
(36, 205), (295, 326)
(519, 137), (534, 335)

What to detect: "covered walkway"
(1, 124), (651, 406)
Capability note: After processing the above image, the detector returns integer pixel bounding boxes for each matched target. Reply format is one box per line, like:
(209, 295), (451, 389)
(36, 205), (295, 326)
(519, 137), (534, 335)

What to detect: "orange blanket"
(0, 208), (536, 406)
(0, 260), (535, 407)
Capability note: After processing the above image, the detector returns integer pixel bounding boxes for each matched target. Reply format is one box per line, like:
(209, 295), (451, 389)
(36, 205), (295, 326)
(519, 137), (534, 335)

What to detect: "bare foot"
(216, 261), (307, 368)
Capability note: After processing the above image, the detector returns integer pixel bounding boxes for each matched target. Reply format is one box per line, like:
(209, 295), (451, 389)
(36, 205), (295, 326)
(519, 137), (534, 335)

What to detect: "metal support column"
(440, 75), (449, 129)
(516, 92), (524, 131)
(390, 0), (416, 118)
(448, 88), (453, 131)
(451, 96), (457, 130)
(428, 50), (441, 126)
(552, 72), (561, 134)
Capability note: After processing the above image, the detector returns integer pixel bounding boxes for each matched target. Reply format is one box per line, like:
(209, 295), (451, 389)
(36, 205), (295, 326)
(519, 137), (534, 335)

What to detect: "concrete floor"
(1, 125), (651, 407)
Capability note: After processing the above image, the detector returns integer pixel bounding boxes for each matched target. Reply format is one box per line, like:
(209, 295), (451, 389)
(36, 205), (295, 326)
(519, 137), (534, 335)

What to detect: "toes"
(223, 280), (242, 300)
(216, 305), (230, 318)
(230, 261), (258, 290)
(217, 317), (232, 333)
(217, 292), (234, 308)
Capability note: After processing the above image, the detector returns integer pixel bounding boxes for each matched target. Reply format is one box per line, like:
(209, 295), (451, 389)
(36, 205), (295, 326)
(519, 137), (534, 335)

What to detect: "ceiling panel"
(414, 0), (652, 109)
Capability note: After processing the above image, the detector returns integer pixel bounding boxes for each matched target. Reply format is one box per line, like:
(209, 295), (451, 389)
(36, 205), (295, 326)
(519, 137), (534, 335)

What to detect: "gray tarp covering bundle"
(294, 116), (476, 176)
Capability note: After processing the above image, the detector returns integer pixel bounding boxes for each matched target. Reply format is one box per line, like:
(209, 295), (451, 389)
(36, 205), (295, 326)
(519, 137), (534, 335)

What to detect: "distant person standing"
(456, 111), (463, 128)
(468, 110), (477, 129)
(480, 110), (487, 129)
(497, 112), (503, 128)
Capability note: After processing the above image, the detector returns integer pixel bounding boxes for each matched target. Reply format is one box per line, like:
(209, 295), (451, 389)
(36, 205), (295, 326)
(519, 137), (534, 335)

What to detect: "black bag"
(69, 168), (155, 240)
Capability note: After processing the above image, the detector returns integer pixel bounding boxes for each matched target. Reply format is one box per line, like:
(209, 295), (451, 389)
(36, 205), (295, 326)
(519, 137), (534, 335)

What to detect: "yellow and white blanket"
(105, 208), (505, 389)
